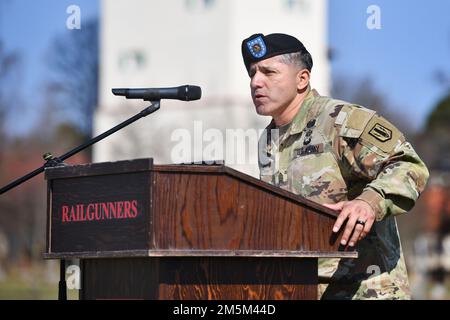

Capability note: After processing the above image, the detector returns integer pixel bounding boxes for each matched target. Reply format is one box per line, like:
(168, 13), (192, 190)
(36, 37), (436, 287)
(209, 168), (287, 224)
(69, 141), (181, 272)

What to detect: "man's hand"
(324, 200), (376, 247)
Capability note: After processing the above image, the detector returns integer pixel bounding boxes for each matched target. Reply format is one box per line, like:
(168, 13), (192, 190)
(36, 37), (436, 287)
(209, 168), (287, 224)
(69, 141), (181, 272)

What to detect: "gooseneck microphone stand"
(0, 100), (161, 300)
(0, 101), (160, 195)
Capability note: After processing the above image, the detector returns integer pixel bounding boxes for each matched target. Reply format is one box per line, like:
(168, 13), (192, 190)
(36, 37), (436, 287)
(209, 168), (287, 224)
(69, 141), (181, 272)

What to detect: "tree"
(45, 18), (99, 143)
(418, 92), (450, 170)
(425, 93), (450, 135)
(331, 76), (414, 137)
(0, 40), (21, 137)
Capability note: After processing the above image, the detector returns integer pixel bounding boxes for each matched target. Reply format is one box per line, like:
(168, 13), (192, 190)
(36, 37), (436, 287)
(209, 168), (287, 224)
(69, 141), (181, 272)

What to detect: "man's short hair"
(278, 51), (313, 72)
(241, 33), (313, 72)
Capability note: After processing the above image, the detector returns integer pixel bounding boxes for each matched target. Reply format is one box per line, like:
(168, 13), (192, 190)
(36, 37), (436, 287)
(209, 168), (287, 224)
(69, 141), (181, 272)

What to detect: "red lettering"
(70, 206), (76, 221)
(86, 204), (94, 220)
(77, 204), (85, 222)
(124, 201), (131, 218)
(61, 200), (139, 223)
(79, 204), (86, 221)
(109, 202), (117, 219)
(87, 204), (95, 221)
(101, 203), (109, 219)
(95, 203), (102, 221)
(130, 200), (138, 218)
(62, 205), (69, 223)
(76, 204), (81, 221)
(117, 201), (124, 218)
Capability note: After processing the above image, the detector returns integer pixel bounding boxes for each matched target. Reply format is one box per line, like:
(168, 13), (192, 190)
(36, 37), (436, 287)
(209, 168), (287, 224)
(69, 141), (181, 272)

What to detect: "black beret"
(241, 33), (311, 72)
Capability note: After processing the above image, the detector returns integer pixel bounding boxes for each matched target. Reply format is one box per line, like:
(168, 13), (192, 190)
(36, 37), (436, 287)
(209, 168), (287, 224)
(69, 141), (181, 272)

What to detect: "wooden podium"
(43, 158), (356, 300)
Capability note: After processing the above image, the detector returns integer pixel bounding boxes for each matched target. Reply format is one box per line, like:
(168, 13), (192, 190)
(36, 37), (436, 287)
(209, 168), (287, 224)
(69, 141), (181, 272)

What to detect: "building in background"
(94, 0), (330, 177)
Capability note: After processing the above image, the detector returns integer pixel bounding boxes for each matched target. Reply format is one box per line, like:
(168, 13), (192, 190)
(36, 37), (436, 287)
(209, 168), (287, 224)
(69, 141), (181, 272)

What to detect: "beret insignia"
(246, 36), (267, 58)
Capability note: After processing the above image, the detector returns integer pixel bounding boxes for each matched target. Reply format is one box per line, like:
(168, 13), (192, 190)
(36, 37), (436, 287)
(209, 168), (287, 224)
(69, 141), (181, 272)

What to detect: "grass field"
(0, 261), (79, 300)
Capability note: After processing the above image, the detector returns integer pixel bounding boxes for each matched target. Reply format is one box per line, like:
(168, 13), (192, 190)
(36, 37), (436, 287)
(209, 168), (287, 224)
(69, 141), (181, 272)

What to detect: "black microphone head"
(180, 85), (202, 101)
(112, 89), (127, 96)
(112, 86), (201, 101)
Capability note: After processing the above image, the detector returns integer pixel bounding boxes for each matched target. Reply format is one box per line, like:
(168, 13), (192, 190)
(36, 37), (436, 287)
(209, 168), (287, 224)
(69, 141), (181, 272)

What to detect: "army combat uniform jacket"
(258, 88), (429, 299)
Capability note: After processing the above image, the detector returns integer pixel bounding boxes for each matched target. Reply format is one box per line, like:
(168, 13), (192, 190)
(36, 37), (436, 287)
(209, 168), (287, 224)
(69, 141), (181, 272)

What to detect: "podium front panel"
(46, 159), (153, 255)
(81, 257), (318, 300)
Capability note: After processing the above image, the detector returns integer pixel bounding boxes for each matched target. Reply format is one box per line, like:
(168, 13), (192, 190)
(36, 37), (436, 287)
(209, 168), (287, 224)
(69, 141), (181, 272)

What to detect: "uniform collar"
(264, 88), (320, 149)
(288, 88), (320, 136)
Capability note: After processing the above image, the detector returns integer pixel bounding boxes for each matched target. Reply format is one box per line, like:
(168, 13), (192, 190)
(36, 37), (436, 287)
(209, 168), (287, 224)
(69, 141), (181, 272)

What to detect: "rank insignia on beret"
(369, 123), (392, 142)
(246, 36), (267, 58)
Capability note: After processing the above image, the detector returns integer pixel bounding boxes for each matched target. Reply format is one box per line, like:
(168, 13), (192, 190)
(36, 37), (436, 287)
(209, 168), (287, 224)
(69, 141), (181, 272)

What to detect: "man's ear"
(296, 69), (310, 91)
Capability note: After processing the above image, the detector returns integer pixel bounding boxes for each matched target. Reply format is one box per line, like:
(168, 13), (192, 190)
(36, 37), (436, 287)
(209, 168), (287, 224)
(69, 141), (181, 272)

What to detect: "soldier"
(241, 33), (430, 299)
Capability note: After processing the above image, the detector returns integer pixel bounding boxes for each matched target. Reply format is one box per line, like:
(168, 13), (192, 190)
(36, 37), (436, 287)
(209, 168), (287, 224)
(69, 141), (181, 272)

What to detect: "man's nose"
(250, 72), (264, 89)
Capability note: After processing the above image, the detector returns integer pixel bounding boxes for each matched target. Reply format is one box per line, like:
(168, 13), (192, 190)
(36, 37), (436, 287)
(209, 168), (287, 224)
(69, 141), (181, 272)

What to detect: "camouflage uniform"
(258, 88), (429, 300)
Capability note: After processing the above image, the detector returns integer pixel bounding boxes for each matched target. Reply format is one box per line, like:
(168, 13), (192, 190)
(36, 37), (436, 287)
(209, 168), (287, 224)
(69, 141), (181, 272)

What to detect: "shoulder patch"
(360, 115), (405, 153)
(338, 106), (376, 138)
(369, 123), (392, 142)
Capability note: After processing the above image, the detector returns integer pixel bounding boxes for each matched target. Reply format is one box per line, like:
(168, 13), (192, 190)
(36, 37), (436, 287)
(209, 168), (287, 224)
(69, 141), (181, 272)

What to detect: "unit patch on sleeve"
(369, 123), (392, 142)
(360, 115), (405, 153)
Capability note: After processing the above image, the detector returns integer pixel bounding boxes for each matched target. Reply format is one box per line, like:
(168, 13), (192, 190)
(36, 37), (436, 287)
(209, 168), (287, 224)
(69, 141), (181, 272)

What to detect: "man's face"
(249, 55), (300, 117)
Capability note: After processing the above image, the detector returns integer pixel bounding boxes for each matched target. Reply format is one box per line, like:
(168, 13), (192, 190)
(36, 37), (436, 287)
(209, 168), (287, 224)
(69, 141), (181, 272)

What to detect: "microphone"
(112, 85), (202, 101)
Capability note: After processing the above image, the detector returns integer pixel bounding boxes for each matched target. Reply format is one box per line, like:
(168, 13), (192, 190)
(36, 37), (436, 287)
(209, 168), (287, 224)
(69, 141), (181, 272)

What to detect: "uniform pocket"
(287, 151), (348, 204)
